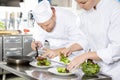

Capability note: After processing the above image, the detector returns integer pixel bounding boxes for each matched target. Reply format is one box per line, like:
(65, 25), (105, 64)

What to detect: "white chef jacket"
(32, 7), (88, 51)
(79, 0), (120, 79)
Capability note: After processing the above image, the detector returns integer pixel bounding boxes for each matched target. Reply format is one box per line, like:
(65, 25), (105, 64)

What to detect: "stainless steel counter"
(0, 34), (33, 75)
(0, 62), (112, 80)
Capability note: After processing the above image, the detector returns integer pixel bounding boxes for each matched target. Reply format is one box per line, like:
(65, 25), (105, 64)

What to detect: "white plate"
(29, 61), (53, 68)
(48, 67), (76, 76)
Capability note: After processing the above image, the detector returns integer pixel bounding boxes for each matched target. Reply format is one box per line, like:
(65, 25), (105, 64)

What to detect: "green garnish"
(60, 54), (70, 64)
(81, 59), (100, 76)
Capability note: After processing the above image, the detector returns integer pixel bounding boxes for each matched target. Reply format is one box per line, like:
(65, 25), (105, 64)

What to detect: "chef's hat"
(32, 0), (52, 23)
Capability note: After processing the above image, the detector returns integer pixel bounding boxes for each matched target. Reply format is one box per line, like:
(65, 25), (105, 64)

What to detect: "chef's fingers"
(52, 54), (58, 58)
(31, 41), (36, 50)
(42, 53), (49, 57)
(48, 54), (55, 59)
(67, 61), (79, 71)
(37, 43), (43, 48)
(34, 41), (42, 48)
(61, 49), (68, 57)
(42, 52), (52, 58)
(67, 51), (72, 57)
(43, 48), (50, 51)
(46, 54), (55, 59)
(47, 52), (57, 58)
(67, 63), (75, 71)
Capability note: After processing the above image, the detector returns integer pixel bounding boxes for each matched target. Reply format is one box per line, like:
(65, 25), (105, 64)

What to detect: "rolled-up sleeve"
(32, 23), (45, 44)
(97, 10), (120, 64)
(65, 16), (89, 51)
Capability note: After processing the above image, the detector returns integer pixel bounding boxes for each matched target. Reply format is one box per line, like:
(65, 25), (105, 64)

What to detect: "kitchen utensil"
(5, 56), (33, 65)
(33, 39), (39, 58)
(17, 12), (22, 29)
(48, 59), (67, 67)
(8, 12), (15, 30)
(35, 46), (39, 58)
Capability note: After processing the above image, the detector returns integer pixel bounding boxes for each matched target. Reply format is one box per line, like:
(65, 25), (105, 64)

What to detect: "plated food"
(81, 59), (100, 76)
(36, 56), (51, 66)
(60, 54), (70, 64)
(48, 67), (75, 76)
(57, 67), (69, 73)
(29, 56), (52, 68)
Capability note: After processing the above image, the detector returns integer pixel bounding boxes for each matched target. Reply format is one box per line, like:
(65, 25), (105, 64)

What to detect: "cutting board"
(0, 30), (20, 35)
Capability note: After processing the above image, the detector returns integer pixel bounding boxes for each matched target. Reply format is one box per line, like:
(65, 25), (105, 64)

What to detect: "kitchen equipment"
(22, 35), (33, 56)
(33, 39), (39, 58)
(35, 46), (39, 58)
(28, 10), (34, 27)
(48, 59), (67, 67)
(17, 12), (22, 29)
(8, 12), (15, 30)
(5, 56), (33, 65)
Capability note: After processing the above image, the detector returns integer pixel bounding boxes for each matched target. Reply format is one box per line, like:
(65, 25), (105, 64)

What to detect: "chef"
(61, 0), (120, 80)
(31, 0), (88, 58)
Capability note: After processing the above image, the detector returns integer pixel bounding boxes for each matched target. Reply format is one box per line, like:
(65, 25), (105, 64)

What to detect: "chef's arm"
(66, 16), (89, 52)
(66, 43), (83, 52)
(45, 45), (82, 56)
(54, 48), (66, 55)
(59, 43), (85, 57)
(96, 11), (120, 64)
(65, 43), (101, 61)
(31, 41), (43, 50)
(84, 51), (101, 61)
(32, 22), (45, 50)
(42, 47), (66, 58)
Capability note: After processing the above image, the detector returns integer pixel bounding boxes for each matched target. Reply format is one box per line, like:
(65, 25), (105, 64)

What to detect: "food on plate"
(57, 67), (69, 73)
(60, 54), (70, 64)
(81, 59), (100, 76)
(36, 56), (51, 66)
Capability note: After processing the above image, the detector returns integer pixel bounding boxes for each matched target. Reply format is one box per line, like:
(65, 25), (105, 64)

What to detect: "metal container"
(6, 56), (33, 65)
(0, 36), (3, 74)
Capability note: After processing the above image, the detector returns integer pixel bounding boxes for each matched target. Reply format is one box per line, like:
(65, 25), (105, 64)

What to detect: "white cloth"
(32, 7), (88, 51)
(79, 0), (120, 80)
(32, 0), (52, 23)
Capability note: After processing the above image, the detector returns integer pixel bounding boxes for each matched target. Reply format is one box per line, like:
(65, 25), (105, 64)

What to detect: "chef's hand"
(61, 47), (72, 57)
(31, 41), (42, 50)
(67, 53), (87, 71)
(42, 48), (58, 58)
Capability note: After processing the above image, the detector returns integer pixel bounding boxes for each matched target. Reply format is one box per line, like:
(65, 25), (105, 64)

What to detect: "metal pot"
(6, 56), (33, 65)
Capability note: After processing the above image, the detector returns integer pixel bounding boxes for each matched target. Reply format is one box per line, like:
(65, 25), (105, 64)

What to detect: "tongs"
(33, 39), (39, 58)
(48, 59), (68, 67)
(35, 42), (39, 58)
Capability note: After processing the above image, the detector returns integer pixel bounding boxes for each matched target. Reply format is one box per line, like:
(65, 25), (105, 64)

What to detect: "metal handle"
(35, 46), (39, 58)
(48, 59), (67, 67)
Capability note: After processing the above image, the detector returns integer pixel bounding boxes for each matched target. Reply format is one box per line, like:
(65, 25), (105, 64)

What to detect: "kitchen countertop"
(0, 62), (112, 80)
(0, 30), (33, 36)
